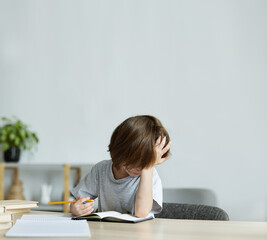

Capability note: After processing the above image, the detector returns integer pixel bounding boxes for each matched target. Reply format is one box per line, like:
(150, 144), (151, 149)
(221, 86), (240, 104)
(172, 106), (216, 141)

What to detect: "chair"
(163, 188), (217, 206)
(155, 203), (229, 221)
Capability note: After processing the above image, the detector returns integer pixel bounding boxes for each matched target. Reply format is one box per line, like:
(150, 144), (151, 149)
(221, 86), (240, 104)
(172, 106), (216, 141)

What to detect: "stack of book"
(0, 200), (38, 230)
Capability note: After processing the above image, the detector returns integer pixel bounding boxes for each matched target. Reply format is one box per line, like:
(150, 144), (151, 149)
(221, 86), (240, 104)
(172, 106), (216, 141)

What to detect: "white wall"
(0, 0), (267, 221)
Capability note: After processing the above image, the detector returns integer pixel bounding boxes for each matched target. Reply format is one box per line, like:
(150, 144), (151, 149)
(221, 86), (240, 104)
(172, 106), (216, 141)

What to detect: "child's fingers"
(83, 203), (93, 210)
(81, 205), (94, 215)
(72, 200), (94, 216)
(75, 196), (91, 205)
(80, 201), (94, 210)
(155, 136), (161, 146)
(159, 156), (170, 165)
(162, 141), (171, 155)
(159, 136), (167, 149)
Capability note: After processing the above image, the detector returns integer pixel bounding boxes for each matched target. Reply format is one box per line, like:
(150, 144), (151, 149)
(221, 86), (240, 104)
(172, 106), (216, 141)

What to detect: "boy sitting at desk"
(70, 115), (171, 218)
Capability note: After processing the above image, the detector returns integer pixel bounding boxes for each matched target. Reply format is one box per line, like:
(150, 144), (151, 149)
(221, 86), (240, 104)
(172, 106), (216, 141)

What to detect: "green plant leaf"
(2, 143), (10, 151)
(14, 137), (20, 146)
(1, 117), (10, 121)
(15, 120), (22, 128)
(32, 133), (39, 142)
(2, 128), (7, 135)
(9, 133), (15, 140)
(0, 116), (39, 150)
(19, 129), (26, 139)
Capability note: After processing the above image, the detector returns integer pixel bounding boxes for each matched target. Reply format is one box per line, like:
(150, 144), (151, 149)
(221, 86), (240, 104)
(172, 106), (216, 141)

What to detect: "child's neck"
(112, 165), (129, 180)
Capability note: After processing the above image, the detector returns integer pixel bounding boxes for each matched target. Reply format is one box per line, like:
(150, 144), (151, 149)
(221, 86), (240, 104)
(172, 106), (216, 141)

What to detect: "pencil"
(48, 200), (93, 204)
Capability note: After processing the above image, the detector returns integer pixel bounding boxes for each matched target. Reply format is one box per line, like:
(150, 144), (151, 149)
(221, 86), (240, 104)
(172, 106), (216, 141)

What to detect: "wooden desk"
(0, 212), (267, 240)
(89, 219), (267, 240)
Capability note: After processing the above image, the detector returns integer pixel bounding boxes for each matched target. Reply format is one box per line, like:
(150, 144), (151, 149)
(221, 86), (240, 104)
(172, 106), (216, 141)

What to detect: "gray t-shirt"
(71, 160), (162, 215)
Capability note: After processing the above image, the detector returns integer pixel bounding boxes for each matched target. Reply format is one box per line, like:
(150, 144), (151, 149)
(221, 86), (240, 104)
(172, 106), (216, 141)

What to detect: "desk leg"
(63, 164), (70, 213)
(0, 162), (4, 200)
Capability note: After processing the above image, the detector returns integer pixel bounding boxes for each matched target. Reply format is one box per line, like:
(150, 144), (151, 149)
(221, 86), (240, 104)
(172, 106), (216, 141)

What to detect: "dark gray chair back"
(155, 203), (229, 221)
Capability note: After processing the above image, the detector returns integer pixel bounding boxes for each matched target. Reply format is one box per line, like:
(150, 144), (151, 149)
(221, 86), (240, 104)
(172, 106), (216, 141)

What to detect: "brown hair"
(108, 115), (170, 170)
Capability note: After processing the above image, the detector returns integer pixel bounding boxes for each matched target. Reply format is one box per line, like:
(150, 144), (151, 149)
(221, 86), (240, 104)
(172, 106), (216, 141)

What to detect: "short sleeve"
(151, 168), (163, 214)
(71, 165), (99, 200)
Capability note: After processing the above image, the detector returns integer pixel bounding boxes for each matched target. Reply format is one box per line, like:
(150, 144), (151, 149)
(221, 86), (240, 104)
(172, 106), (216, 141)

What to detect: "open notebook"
(5, 214), (91, 237)
(72, 211), (154, 223)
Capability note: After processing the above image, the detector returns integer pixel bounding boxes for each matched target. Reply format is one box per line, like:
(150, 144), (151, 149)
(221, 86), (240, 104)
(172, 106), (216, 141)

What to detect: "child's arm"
(134, 168), (154, 218)
(70, 196), (94, 216)
(135, 136), (171, 218)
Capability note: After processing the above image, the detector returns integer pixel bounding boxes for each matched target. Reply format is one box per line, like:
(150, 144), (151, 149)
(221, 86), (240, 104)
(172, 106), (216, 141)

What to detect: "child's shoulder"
(93, 159), (112, 170)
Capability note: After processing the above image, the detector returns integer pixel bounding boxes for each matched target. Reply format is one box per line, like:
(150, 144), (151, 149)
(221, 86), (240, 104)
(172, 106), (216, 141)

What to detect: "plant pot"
(4, 147), (21, 162)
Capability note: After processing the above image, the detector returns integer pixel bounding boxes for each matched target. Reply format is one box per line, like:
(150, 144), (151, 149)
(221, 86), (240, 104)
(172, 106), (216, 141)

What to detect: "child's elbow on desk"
(135, 207), (151, 218)
(134, 197), (153, 218)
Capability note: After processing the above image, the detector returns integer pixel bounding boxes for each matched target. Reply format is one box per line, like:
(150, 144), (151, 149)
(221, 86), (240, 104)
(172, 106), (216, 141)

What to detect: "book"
(72, 211), (154, 223)
(0, 222), (12, 230)
(0, 208), (30, 215)
(0, 200), (38, 214)
(0, 214), (12, 223)
(1, 212), (26, 224)
(5, 215), (91, 237)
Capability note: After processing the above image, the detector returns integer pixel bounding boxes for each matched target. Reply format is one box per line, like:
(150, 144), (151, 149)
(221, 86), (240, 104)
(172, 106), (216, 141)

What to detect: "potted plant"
(0, 116), (39, 162)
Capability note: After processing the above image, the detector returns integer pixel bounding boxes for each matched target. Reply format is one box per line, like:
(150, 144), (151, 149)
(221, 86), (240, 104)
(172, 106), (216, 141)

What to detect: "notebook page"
(89, 211), (154, 221)
(107, 212), (154, 221)
(6, 219), (90, 237)
(93, 211), (123, 218)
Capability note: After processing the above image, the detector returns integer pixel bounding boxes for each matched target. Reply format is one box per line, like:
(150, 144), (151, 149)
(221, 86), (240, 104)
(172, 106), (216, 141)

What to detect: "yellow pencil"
(48, 200), (93, 204)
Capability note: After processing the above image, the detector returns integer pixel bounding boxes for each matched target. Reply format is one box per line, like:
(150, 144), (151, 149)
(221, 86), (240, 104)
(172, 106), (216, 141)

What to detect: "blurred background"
(0, 0), (266, 221)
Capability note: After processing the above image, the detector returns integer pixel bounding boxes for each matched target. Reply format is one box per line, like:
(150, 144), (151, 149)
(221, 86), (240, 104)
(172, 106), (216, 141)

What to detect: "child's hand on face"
(154, 136), (171, 165)
(70, 196), (94, 216)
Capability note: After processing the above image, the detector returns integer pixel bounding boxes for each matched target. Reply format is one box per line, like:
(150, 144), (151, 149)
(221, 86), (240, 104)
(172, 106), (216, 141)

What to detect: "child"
(70, 115), (171, 218)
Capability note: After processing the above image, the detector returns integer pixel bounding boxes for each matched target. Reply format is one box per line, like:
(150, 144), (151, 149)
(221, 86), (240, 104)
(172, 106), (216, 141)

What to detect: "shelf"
(0, 162), (91, 213)
(2, 163), (92, 171)
(34, 204), (63, 212)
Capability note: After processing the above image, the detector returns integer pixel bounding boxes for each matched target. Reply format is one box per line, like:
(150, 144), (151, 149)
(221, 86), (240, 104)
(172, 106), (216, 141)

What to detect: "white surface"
(0, 0), (267, 221)
(20, 214), (71, 220)
(78, 211), (153, 222)
(5, 219), (90, 237)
